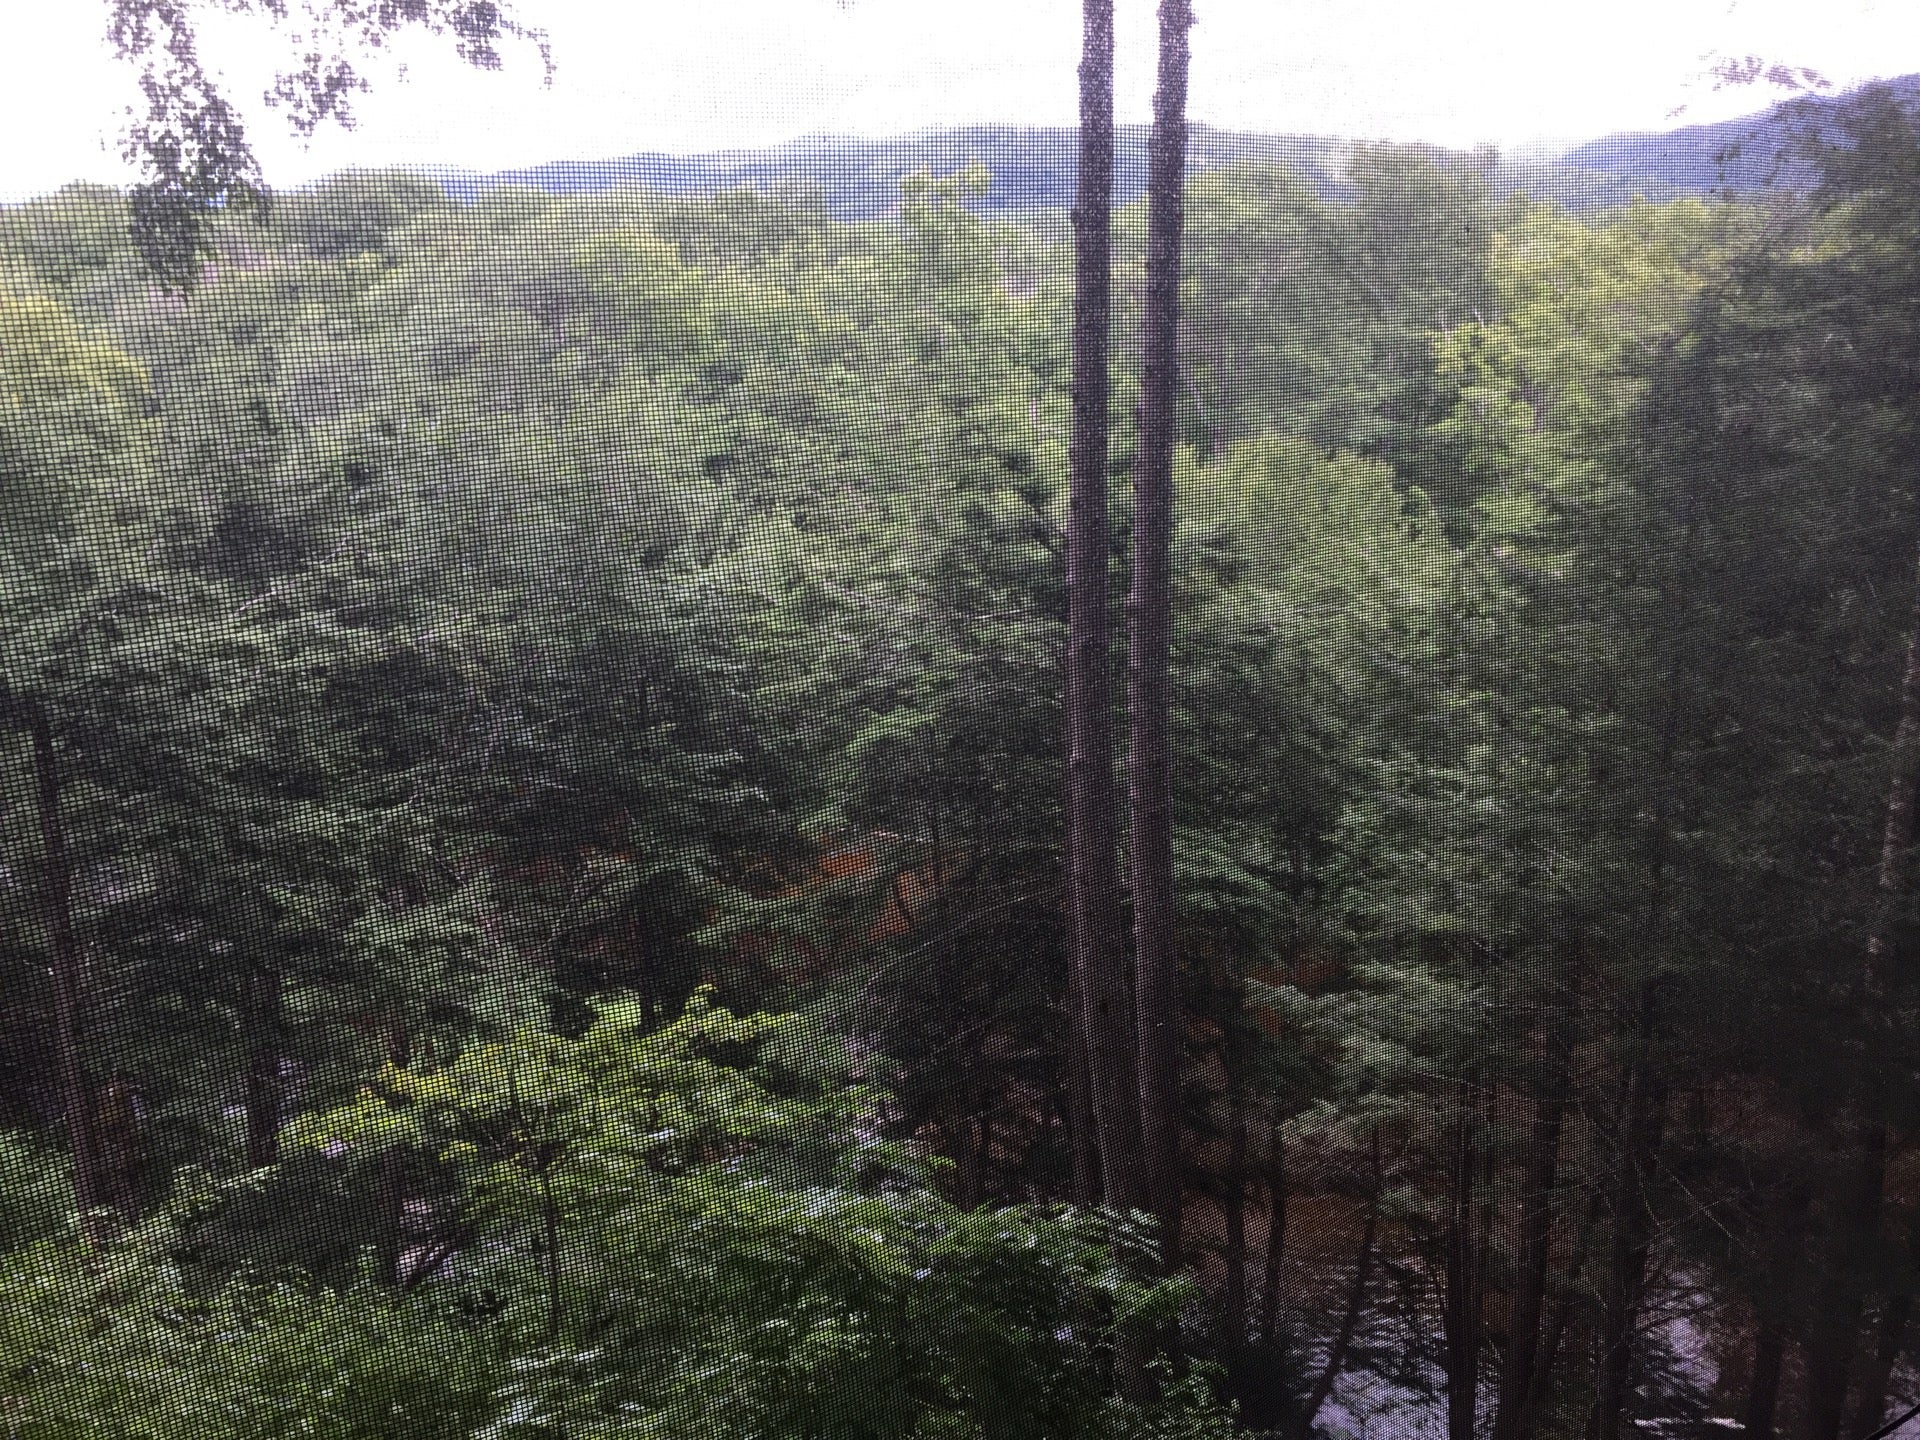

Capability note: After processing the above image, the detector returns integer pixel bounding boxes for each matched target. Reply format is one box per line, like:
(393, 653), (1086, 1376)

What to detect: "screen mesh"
(2, 5), (1918, 1438)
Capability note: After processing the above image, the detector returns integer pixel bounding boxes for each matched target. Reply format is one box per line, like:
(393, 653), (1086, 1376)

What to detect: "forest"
(4, 21), (1920, 1437)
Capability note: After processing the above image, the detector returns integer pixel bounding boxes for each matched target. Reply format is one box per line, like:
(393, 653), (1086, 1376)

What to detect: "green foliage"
(0, 285), (150, 538)
(0, 1242), (500, 1440)
(8, 115), (1920, 1436)
(281, 990), (1140, 1438)
(0, 991), (1214, 1439)
(0, 1135), (70, 1250)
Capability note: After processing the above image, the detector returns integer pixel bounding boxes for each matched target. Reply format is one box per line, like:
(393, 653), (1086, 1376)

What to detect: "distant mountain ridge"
(433, 126), (1354, 216)
(429, 74), (1920, 216)
(1557, 73), (1920, 195)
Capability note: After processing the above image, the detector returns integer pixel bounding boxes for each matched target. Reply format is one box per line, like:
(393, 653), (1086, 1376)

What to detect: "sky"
(3, 0), (1918, 200)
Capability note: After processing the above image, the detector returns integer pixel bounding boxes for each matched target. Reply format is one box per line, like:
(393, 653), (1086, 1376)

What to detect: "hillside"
(1558, 72), (1920, 194)
(434, 125), (1353, 215)
(428, 74), (1917, 216)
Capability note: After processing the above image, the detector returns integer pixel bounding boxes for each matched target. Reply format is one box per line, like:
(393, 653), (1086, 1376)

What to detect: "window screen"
(3, 4), (1919, 1438)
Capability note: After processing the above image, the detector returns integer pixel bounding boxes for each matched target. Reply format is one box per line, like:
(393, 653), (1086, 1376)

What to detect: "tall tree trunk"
(1062, 820), (1100, 1206)
(1067, 821), (1098, 1205)
(1492, 1088), (1570, 1440)
(1527, 1187), (1605, 1428)
(1220, 1069), (1248, 1348)
(1064, 0), (1145, 1217)
(1494, 986), (1576, 1440)
(96, 1072), (143, 1222)
(955, 1115), (984, 1208)
(1846, 1290), (1912, 1440)
(1745, 1179), (1815, 1440)
(1444, 1078), (1485, 1440)
(539, 1165), (563, 1341)
(1293, 1132), (1382, 1440)
(1129, 0), (1194, 1272)
(1745, 1321), (1789, 1440)
(1799, 534), (1920, 1440)
(1591, 983), (1668, 1440)
(1260, 1123), (1288, 1347)
(244, 968), (283, 1168)
(1799, 1124), (1885, 1440)
(30, 711), (105, 1247)
(377, 1021), (410, 1287)
(1862, 533), (1920, 1001)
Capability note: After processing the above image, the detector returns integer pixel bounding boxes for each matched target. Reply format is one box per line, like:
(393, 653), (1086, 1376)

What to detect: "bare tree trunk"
(30, 711), (105, 1247)
(1260, 1124), (1288, 1347)
(96, 1072), (143, 1222)
(1746, 1179), (1814, 1440)
(1062, 817), (1100, 1206)
(377, 1021), (410, 1287)
(1129, 0), (1194, 1273)
(1444, 1078), (1485, 1440)
(539, 1166), (563, 1341)
(977, 1112), (995, 1200)
(1064, 0), (1145, 1218)
(1220, 1070), (1248, 1348)
(244, 968), (283, 1168)
(1493, 1092), (1570, 1440)
(1799, 536), (1920, 1440)
(1862, 534), (1920, 1001)
(1591, 984), (1668, 1440)
(1494, 993), (1575, 1440)
(1528, 1187), (1605, 1428)
(956, 1116), (984, 1209)
(1846, 1290), (1912, 1440)
(1745, 1321), (1789, 1440)
(1294, 1132), (1382, 1440)
(1799, 1125), (1885, 1440)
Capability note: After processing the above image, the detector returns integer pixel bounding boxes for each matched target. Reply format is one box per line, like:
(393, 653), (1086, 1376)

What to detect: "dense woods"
(4, 65), (1920, 1440)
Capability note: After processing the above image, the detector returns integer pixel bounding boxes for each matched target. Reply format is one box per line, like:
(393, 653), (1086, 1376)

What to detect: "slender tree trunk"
(1745, 1322), (1789, 1440)
(1847, 1291), (1912, 1440)
(1260, 1123), (1288, 1347)
(1591, 984), (1668, 1440)
(1062, 822), (1100, 1206)
(977, 1112), (995, 1200)
(1064, 0), (1145, 1217)
(30, 711), (105, 1246)
(377, 1146), (406, 1286)
(1746, 1179), (1815, 1440)
(377, 1021), (410, 1287)
(1528, 1187), (1605, 1428)
(96, 1072), (142, 1222)
(1799, 535), (1920, 1440)
(1862, 533), (1920, 1001)
(244, 968), (283, 1168)
(1494, 992), (1575, 1440)
(1444, 1078), (1485, 1440)
(1220, 1071), (1248, 1348)
(1129, 0), (1194, 1272)
(956, 1116), (984, 1208)
(1067, 1029), (1102, 1205)
(539, 1165), (563, 1341)
(1493, 1089), (1570, 1440)
(1799, 1124), (1885, 1440)
(1294, 1132), (1382, 1440)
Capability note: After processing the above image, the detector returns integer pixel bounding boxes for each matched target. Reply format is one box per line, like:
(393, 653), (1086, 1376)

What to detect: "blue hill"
(1557, 74), (1920, 194)
(427, 74), (1919, 217)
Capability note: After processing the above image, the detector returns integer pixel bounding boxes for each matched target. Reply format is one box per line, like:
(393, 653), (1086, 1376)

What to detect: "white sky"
(3, 0), (1917, 200)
